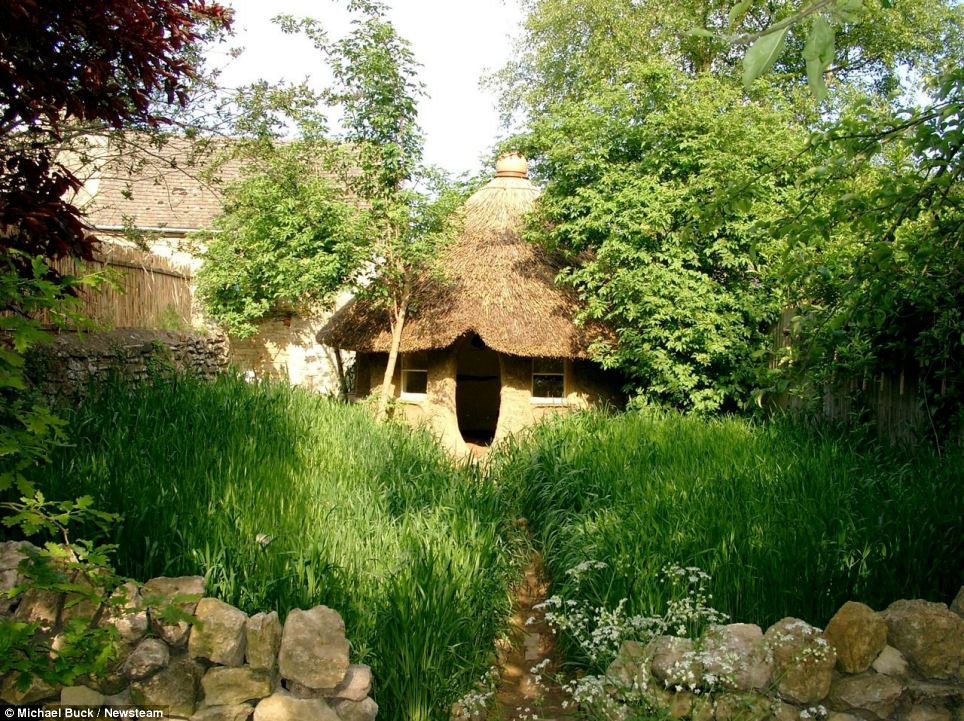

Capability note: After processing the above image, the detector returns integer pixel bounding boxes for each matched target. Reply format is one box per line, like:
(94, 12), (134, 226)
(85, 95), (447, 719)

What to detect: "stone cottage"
(318, 153), (624, 455)
(75, 134), (345, 393)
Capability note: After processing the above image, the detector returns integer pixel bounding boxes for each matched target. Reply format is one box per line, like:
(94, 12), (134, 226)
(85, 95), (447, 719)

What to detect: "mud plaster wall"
(356, 347), (623, 457)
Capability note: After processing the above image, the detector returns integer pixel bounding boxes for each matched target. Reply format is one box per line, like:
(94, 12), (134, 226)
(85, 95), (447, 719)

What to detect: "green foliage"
(203, 8), (464, 419)
(490, 0), (962, 123)
(771, 67), (964, 438)
(28, 374), (521, 721)
(194, 142), (364, 338)
(0, 253), (105, 493)
(731, 0), (963, 98)
(493, 410), (963, 640)
(276, 6), (464, 420)
(742, 26), (789, 89)
(518, 63), (807, 411)
(0, 494), (124, 689)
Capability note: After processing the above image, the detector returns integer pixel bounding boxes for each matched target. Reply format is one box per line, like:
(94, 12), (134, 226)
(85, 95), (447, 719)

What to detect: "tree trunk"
(333, 347), (349, 402)
(375, 298), (408, 421)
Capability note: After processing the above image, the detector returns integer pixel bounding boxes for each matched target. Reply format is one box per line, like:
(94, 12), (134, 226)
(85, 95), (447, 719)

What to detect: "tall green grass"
(493, 410), (963, 638)
(27, 374), (520, 721)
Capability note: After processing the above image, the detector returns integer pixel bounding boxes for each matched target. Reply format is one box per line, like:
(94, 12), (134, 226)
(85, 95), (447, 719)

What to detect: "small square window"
(532, 358), (565, 401)
(401, 352), (428, 399)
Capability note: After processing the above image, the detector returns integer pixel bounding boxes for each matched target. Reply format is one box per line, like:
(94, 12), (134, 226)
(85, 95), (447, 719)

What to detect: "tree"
(517, 62), (809, 412)
(271, 3), (463, 421)
(305, 1), (443, 420)
(0, 0), (230, 273)
(194, 142), (364, 339)
(0, 0), (230, 690)
(488, 0), (961, 125)
(496, 0), (961, 420)
(770, 67), (963, 440)
(711, 1), (963, 440)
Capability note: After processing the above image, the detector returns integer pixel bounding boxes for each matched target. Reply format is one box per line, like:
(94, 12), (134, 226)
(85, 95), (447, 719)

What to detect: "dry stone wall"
(606, 592), (964, 721)
(0, 542), (376, 721)
(26, 329), (229, 397)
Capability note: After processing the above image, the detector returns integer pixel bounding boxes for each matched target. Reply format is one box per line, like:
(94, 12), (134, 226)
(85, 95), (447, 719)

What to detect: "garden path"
(492, 553), (573, 721)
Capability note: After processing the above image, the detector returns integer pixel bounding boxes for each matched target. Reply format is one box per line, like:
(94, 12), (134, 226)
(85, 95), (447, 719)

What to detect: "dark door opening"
(456, 335), (501, 445)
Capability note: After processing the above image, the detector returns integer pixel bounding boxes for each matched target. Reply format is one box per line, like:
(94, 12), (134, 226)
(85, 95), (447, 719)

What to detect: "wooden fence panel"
(41, 245), (192, 330)
(770, 310), (925, 441)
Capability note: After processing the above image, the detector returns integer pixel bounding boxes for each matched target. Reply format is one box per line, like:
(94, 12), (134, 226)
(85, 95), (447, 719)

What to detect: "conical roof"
(318, 158), (611, 358)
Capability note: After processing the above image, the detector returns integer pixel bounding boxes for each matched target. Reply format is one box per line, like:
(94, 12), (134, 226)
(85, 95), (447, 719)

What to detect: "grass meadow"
(24, 376), (963, 718)
(492, 409), (963, 658)
(30, 374), (520, 721)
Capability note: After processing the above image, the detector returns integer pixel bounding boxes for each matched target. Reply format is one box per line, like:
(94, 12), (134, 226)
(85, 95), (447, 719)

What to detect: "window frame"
(531, 357), (567, 405)
(399, 352), (429, 401)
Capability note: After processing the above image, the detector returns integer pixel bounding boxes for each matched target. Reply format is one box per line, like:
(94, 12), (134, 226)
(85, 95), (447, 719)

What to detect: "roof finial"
(495, 152), (528, 179)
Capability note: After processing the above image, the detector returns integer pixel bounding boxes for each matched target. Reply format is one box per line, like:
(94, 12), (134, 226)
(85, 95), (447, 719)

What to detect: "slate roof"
(82, 135), (244, 232)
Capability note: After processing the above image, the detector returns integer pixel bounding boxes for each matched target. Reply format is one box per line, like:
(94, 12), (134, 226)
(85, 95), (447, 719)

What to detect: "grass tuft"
(492, 408), (963, 652)
(29, 373), (520, 721)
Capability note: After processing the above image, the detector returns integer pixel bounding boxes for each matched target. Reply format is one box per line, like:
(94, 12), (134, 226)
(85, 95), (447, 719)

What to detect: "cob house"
(318, 153), (624, 456)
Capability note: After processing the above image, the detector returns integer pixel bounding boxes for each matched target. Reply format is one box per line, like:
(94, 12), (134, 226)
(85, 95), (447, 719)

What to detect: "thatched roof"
(319, 158), (612, 359)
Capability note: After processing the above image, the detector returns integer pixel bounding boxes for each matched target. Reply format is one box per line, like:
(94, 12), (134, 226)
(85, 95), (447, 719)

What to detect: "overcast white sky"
(213, 0), (524, 177)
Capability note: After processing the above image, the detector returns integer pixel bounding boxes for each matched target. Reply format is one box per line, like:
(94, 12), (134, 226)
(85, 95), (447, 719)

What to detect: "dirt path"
(492, 554), (573, 721)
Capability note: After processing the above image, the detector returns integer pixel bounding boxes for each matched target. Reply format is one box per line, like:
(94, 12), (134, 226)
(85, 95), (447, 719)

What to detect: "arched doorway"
(455, 335), (501, 445)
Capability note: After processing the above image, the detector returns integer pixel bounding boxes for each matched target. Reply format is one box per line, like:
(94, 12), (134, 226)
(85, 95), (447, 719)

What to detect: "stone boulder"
(899, 708), (952, 721)
(201, 667), (275, 707)
(700, 623), (772, 691)
(824, 601), (888, 673)
(951, 587), (964, 618)
(0, 541), (37, 615)
(647, 685), (695, 719)
(605, 640), (650, 691)
(122, 637), (170, 680)
(330, 698), (378, 721)
(104, 582), (149, 646)
(763, 617), (836, 704)
(0, 672), (58, 704)
(14, 587), (61, 627)
(105, 688), (134, 707)
(711, 692), (772, 721)
(278, 607), (350, 690)
(288, 666), (372, 703)
(190, 598), (248, 666)
(143, 576), (205, 647)
(872, 645), (909, 676)
(83, 668), (129, 696)
(901, 678), (963, 708)
(827, 672), (904, 720)
(61, 686), (107, 707)
(191, 705), (256, 721)
(324, 665), (372, 702)
(246, 612), (282, 671)
(884, 600), (964, 679)
(254, 692), (341, 721)
(130, 655), (203, 717)
(649, 636), (701, 690)
(769, 701), (802, 721)
(61, 570), (105, 625)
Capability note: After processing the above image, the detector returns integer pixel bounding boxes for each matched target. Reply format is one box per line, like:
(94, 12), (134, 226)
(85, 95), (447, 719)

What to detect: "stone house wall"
(0, 542), (376, 721)
(229, 314), (347, 395)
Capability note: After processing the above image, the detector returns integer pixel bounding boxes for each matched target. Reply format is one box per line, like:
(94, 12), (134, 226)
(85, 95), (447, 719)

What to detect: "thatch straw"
(319, 175), (612, 358)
